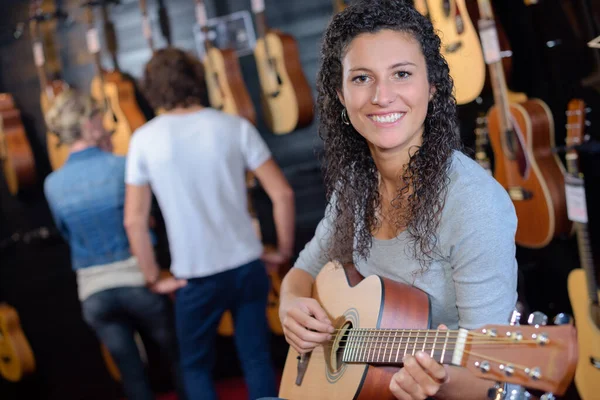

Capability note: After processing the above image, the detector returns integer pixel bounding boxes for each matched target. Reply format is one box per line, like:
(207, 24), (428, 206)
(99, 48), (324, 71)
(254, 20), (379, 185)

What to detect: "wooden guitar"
(0, 303), (35, 382)
(28, 1), (70, 170)
(474, 113), (492, 175)
(251, 0), (314, 134)
(564, 99), (600, 400)
(332, 0), (351, 12)
(279, 262), (578, 399)
(0, 94), (37, 196)
(413, 0), (486, 105)
(193, 0), (257, 126)
(83, 0), (146, 156)
(477, 0), (571, 248)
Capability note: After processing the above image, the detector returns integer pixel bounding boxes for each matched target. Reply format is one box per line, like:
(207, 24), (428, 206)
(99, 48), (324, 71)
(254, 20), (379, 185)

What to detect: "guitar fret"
(388, 330), (397, 363)
(395, 330), (404, 363)
(404, 331), (410, 358)
(412, 331), (418, 356)
(352, 330), (359, 362)
(441, 330), (450, 364)
(422, 331), (428, 352)
(431, 330), (438, 358)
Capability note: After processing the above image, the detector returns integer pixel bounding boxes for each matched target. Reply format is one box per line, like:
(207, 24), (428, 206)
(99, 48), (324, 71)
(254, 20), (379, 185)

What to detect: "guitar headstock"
(565, 99), (589, 176)
(460, 322), (577, 395)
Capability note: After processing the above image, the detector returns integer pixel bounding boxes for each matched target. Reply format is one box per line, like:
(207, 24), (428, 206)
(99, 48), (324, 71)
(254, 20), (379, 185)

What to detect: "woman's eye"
(395, 71), (410, 79)
(352, 75), (370, 84)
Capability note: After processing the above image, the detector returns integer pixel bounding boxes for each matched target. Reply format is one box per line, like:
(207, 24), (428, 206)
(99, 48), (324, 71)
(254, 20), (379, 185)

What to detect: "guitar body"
(254, 30), (314, 134)
(90, 71), (145, 156)
(568, 268), (600, 400)
(0, 94), (37, 195)
(487, 99), (570, 248)
(413, 0), (485, 105)
(0, 303), (35, 382)
(279, 263), (429, 400)
(40, 80), (70, 170)
(204, 47), (257, 126)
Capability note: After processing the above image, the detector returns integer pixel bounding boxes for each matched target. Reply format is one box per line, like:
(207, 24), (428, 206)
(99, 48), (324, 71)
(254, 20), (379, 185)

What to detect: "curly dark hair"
(143, 47), (207, 111)
(318, 0), (462, 266)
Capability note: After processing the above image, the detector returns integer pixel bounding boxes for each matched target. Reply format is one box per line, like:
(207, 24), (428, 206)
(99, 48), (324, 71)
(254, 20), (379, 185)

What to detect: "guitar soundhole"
(331, 321), (352, 373)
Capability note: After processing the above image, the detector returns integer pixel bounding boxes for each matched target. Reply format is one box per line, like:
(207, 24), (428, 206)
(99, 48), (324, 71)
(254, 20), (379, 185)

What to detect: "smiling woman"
(276, 1), (520, 400)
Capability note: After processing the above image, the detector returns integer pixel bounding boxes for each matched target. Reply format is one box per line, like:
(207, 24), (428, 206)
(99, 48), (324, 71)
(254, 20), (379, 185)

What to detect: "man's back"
(126, 108), (271, 279)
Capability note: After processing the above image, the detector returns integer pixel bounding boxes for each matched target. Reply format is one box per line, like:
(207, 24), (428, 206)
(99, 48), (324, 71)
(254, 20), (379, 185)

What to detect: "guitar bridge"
(295, 352), (311, 386)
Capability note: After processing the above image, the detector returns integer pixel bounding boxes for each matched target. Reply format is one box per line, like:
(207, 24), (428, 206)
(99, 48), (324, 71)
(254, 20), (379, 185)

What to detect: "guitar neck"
(28, 20), (51, 98)
(574, 222), (599, 305)
(342, 328), (464, 365)
(194, 0), (215, 54)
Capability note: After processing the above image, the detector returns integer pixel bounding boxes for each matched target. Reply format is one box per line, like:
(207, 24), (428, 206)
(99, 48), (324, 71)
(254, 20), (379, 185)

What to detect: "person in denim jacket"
(43, 89), (185, 400)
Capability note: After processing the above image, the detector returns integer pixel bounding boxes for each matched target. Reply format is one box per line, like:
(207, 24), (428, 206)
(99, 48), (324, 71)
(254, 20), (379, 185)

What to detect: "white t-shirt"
(125, 108), (271, 279)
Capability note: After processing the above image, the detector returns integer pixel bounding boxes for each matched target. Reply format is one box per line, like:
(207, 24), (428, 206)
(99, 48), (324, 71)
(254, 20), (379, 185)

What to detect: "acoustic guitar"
(0, 94), (37, 196)
(474, 113), (492, 175)
(477, 0), (571, 248)
(251, 0), (314, 134)
(0, 303), (35, 382)
(564, 99), (600, 400)
(279, 262), (578, 399)
(332, 0), (351, 12)
(28, 1), (70, 171)
(193, 0), (257, 126)
(413, 0), (486, 105)
(83, 0), (146, 156)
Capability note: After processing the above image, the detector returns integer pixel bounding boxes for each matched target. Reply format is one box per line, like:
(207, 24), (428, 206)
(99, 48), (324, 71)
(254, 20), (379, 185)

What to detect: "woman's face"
(338, 29), (433, 156)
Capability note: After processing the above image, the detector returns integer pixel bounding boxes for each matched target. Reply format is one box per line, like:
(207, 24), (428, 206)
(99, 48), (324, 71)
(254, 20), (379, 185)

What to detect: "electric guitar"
(0, 94), (37, 196)
(413, 0), (485, 105)
(194, 0), (257, 125)
(477, 0), (571, 248)
(28, 1), (70, 170)
(564, 99), (600, 400)
(83, 0), (146, 156)
(279, 262), (578, 399)
(0, 303), (36, 382)
(251, 0), (314, 134)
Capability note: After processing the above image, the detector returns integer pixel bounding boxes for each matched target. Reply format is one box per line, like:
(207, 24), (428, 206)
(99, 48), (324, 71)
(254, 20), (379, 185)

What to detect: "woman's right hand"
(280, 297), (336, 354)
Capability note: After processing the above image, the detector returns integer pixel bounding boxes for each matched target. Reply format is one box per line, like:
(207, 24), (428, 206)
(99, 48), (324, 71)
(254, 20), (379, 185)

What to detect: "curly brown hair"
(143, 47), (207, 111)
(318, 0), (462, 266)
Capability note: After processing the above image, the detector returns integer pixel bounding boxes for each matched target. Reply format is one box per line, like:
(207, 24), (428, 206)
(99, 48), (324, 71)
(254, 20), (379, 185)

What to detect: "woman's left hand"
(389, 324), (450, 399)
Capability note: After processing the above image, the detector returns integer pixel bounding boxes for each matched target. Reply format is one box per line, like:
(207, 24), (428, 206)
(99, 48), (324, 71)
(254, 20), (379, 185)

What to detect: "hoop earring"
(341, 108), (351, 125)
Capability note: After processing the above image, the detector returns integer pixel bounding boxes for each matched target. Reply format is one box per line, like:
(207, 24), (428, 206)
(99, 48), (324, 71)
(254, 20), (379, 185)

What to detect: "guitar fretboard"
(341, 328), (466, 365)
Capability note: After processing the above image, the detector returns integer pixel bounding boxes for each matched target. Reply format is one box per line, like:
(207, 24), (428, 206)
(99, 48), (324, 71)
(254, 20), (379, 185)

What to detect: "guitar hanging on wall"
(564, 99), (600, 400)
(82, 0), (146, 156)
(477, 0), (571, 248)
(28, 0), (70, 170)
(0, 94), (37, 196)
(251, 0), (314, 134)
(413, 0), (486, 105)
(278, 263), (578, 399)
(193, 0), (257, 126)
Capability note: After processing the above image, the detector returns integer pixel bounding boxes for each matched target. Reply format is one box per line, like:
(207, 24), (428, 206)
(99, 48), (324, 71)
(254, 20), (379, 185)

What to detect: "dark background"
(1, 0), (600, 399)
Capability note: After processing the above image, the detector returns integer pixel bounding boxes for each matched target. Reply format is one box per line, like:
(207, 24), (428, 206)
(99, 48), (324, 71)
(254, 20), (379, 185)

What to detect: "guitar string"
(327, 330), (532, 340)
(330, 338), (542, 345)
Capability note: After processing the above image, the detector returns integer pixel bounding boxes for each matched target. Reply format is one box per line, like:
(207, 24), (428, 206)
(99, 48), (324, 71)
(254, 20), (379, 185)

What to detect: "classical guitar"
(251, 0), (314, 134)
(564, 99), (600, 400)
(193, 0), (257, 125)
(0, 303), (35, 382)
(28, 1), (70, 170)
(279, 262), (578, 399)
(413, 0), (485, 105)
(83, 0), (146, 156)
(0, 94), (37, 196)
(477, 0), (571, 248)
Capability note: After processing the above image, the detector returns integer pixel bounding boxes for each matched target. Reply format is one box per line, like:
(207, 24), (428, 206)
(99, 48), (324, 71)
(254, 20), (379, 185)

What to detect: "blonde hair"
(44, 89), (100, 145)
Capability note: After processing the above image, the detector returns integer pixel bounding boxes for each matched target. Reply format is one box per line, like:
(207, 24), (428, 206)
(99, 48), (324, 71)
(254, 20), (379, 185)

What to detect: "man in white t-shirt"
(123, 48), (295, 400)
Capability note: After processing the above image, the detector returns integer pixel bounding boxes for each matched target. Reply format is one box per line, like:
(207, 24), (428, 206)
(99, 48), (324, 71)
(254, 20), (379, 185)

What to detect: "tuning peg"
(586, 120), (592, 127)
(486, 383), (506, 400)
(586, 107), (592, 114)
(540, 393), (555, 400)
(527, 311), (548, 327)
(509, 309), (521, 326)
(553, 313), (573, 325)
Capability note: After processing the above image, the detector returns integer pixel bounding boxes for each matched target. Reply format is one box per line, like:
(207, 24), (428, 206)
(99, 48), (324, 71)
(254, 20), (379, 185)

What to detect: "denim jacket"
(44, 147), (133, 270)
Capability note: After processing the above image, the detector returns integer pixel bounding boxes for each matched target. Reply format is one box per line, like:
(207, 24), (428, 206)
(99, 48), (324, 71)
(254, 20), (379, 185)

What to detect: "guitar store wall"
(0, 0), (599, 399)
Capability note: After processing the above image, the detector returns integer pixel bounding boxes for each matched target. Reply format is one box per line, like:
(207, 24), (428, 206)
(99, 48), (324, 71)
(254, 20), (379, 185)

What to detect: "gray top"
(294, 151), (519, 330)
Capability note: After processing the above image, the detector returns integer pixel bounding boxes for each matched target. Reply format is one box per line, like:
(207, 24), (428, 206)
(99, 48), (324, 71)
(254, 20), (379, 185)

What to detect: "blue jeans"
(82, 286), (185, 400)
(175, 259), (277, 400)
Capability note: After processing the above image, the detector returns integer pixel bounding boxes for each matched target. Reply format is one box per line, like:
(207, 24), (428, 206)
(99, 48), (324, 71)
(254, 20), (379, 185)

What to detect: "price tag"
(86, 28), (101, 54)
(32, 41), (45, 67)
(478, 20), (501, 64)
(142, 16), (152, 39)
(195, 3), (207, 25)
(565, 175), (588, 223)
(251, 0), (265, 13)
